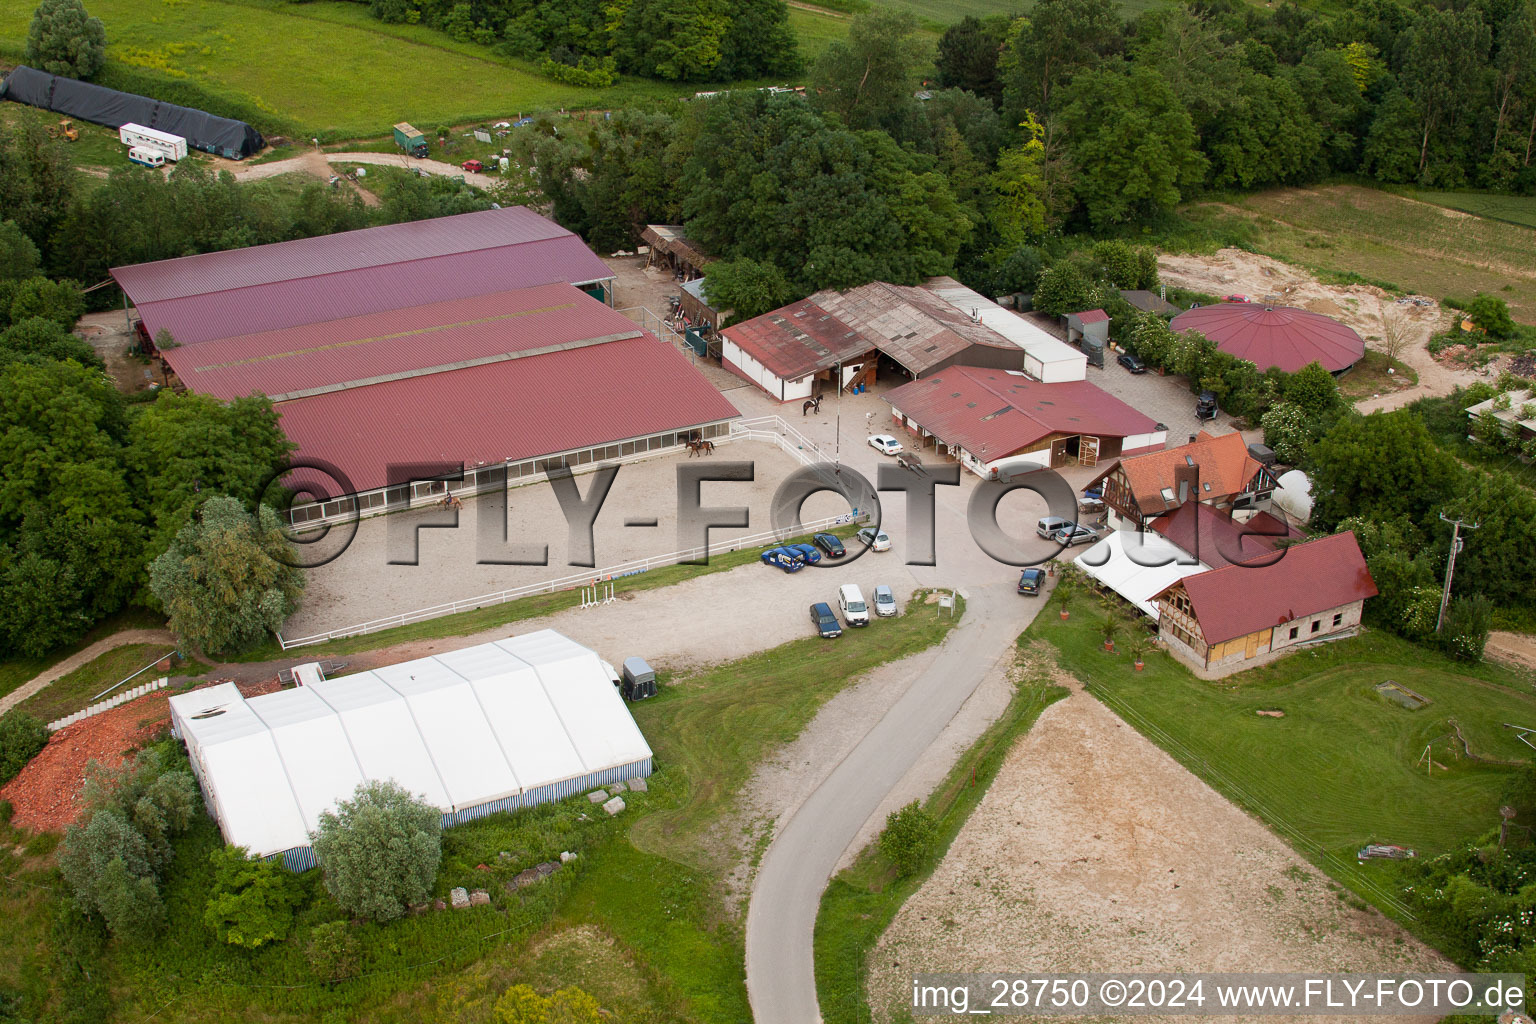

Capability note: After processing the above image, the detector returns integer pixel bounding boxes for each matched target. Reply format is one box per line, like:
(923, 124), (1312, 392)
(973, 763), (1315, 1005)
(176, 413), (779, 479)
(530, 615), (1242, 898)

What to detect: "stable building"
(883, 366), (1164, 476)
(156, 282), (739, 526)
(1151, 532), (1375, 677)
(112, 205), (618, 349)
(720, 277), (1086, 404)
(169, 630), (653, 869)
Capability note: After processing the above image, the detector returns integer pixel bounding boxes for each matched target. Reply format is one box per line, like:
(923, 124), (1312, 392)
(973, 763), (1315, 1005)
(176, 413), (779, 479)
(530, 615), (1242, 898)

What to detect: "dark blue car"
(810, 602), (842, 638)
(813, 533), (846, 558)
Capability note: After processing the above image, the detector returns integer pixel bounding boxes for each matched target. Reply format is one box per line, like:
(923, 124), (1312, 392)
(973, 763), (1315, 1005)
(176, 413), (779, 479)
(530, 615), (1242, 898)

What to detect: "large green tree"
(1305, 411), (1460, 531)
(24, 0), (106, 79)
(1057, 65), (1206, 228)
(312, 779), (442, 923)
(147, 496), (304, 655)
(999, 0), (1118, 119)
(808, 9), (927, 132)
(1395, 5), (1491, 180)
(936, 16), (1006, 102)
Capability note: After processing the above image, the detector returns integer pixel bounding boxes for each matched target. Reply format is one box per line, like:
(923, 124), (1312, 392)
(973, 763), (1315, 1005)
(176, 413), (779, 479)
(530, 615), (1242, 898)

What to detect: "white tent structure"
(169, 630), (653, 869)
(1272, 469), (1314, 523)
(925, 278), (1087, 382)
(1074, 530), (1210, 619)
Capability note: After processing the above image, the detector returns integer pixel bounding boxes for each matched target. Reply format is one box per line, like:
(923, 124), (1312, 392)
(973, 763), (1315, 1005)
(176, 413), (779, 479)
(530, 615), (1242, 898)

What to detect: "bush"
(704, 257), (795, 324)
(537, 56), (618, 88)
(203, 845), (305, 947)
(312, 779), (442, 922)
(1260, 401), (1310, 464)
(1469, 293), (1516, 340)
(25, 0), (106, 79)
(493, 984), (603, 1023)
(1438, 595), (1493, 662)
(1089, 240), (1158, 289)
(1285, 361), (1342, 416)
(878, 801), (938, 878)
(305, 921), (360, 984)
(0, 712), (48, 786)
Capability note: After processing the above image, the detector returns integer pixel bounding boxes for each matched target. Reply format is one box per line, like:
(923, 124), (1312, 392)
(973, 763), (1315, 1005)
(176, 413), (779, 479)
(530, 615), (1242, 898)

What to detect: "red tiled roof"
(162, 284), (640, 401)
(1103, 431), (1267, 515)
(883, 367), (1159, 457)
(113, 207), (614, 349)
(275, 335), (741, 495)
(1155, 531), (1376, 645)
(1148, 503), (1302, 570)
(1073, 309), (1110, 324)
(1170, 303), (1364, 374)
(721, 299), (871, 380)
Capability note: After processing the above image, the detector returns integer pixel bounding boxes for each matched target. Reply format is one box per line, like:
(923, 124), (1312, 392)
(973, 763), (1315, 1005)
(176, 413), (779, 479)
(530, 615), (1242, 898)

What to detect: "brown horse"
(802, 395), (823, 417)
(685, 437), (715, 457)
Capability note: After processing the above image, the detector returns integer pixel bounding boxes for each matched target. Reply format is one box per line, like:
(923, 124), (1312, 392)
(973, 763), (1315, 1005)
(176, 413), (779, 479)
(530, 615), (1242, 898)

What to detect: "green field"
(1411, 189), (1536, 230)
(867, 0), (1173, 26)
(1178, 184), (1536, 322)
(0, 0), (833, 138)
(1043, 590), (1536, 920)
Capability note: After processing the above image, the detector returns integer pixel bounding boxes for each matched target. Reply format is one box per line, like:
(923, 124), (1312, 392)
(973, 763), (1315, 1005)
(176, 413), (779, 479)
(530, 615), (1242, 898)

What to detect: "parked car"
(868, 433), (903, 456)
(760, 546), (804, 572)
(1053, 523), (1097, 546)
(837, 583), (869, 626)
(813, 533), (846, 558)
(1117, 351), (1147, 374)
(787, 542), (822, 564)
(1224, 293), (1250, 303)
(809, 602), (842, 638)
(1196, 391), (1219, 421)
(1036, 516), (1074, 540)
(462, 159), (484, 172)
(857, 527), (891, 552)
(873, 585), (897, 617)
(1017, 568), (1046, 595)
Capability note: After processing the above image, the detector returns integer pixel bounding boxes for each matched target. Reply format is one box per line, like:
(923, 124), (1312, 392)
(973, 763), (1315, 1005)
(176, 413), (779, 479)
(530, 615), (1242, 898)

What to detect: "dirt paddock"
(867, 678), (1452, 1024)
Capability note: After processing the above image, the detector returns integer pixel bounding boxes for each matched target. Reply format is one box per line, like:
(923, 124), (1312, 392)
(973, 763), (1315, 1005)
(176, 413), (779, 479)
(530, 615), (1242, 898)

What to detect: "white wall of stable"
(169, 629), (653, 868)
(925, 279), (1087, 382)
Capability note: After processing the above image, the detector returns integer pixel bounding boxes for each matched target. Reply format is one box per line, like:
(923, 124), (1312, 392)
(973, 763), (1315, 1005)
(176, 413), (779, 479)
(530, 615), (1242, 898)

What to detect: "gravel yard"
(867, 680), (1453, 1024)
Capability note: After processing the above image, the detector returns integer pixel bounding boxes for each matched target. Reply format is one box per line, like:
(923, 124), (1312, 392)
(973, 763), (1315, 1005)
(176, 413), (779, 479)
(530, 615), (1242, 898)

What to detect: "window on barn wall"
(387, 486), (408, 507)
(621, 441), (637, 457)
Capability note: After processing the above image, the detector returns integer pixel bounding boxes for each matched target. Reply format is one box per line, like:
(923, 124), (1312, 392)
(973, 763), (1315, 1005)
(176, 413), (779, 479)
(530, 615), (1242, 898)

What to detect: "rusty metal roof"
(112, 206), (614, 348)
(162, 283), (640, 402)
(883, 367), (1159, 457)
(720, 299), (872, 380)
(813, 282), (1020, 376)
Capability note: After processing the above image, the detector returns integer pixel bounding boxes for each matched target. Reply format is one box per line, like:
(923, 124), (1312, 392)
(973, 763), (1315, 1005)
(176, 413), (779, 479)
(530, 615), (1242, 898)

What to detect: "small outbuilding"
(1120, 289), (1180, 316)
(1169, 303), (1364, 374)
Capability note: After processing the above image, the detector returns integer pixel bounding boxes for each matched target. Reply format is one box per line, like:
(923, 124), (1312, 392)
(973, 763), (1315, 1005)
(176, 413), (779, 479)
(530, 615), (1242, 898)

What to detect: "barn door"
(1080, 436), (1100, 467)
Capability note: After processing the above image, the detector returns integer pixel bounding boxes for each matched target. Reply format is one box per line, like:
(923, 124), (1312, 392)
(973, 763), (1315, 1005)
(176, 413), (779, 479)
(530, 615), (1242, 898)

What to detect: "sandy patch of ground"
(1487, 632), (1536, 675)
(1158, 248), (1479, 413)
(75, 311), (159, 393)
(867, 679), (1452, 1024)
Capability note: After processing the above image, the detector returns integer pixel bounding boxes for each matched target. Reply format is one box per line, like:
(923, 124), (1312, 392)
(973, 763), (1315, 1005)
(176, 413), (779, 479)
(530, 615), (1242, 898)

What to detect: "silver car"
(1053, 523), (1097, 546)
(873, 584), (897, 617)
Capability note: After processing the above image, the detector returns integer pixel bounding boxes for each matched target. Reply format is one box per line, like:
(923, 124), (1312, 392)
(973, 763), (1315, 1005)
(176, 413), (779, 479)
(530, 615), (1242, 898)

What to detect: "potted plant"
(1053, 578), (1073, 620)
(1100, 612), (1119, 652)
(1128, 636), (1147, 671)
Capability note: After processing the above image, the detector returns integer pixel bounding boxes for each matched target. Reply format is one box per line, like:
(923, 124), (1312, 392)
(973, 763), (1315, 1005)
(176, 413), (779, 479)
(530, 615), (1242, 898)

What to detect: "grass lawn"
(1041, 590), (1536, 922)
(869, 0), (1172, 26)
(1410, 189), (1536, 230)
(815, 637), (1066, 1024)
(1339, 349), (1419, 402)
(0, 588), (960, 1023)
(9, 644), (201, 725)
(1177, 184), (1536, 322)
(0, 609), (167, 705)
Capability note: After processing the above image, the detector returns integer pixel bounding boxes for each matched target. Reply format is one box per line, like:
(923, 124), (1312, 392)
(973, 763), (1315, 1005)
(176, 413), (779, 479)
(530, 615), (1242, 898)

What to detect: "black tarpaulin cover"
(0, 66), (263, 159)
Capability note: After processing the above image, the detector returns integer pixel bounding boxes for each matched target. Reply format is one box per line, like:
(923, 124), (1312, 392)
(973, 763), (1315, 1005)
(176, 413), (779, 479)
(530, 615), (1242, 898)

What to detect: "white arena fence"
(276, 416), (857, 650)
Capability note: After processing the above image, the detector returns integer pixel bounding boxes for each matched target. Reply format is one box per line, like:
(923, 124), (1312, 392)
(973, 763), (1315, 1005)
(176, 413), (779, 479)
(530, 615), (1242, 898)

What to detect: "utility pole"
(1436, 513), (1480, 633)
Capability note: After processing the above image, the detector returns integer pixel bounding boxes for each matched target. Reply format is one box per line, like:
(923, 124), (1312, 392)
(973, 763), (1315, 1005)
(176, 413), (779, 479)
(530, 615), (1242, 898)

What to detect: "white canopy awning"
(1074, 530), (1210, 619)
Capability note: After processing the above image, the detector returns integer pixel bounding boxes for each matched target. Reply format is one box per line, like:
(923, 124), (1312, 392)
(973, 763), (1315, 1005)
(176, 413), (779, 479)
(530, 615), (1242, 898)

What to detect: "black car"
(1117, 352), (1147, 374)
(1196, 391), (1219, 421)
(813, 533), (846, 558)
(810, 602), (842, 638)
(1017, 568), (1046, 596)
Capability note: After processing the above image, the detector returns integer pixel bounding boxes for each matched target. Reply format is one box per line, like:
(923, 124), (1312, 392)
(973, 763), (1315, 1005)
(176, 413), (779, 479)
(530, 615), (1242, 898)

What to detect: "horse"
(685, 437), (715, 457)
(802, 395), (823, 417)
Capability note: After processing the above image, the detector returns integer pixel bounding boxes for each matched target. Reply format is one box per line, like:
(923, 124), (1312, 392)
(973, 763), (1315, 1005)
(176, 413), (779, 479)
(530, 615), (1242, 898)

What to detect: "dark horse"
(802, 395), (823, 417)
(686, 437), (716, 457)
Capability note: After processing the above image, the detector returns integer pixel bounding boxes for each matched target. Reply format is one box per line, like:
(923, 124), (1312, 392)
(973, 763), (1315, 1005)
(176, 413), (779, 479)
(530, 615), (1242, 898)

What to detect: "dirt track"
(867, 675), (1453, 1024)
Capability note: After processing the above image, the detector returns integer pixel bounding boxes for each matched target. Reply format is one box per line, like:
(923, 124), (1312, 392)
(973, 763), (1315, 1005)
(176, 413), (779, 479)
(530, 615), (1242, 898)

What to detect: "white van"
(128, 146), (166, 168)
(837, 583), (869, 627)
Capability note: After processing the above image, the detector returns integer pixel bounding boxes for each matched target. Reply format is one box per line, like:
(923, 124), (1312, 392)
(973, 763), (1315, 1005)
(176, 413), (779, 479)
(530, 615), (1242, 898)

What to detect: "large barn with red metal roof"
(1169, 303), (1365, 375)
(882, 366), (1164, 477)
(111, 210), (739, 525)
(112, 206), (618, 350)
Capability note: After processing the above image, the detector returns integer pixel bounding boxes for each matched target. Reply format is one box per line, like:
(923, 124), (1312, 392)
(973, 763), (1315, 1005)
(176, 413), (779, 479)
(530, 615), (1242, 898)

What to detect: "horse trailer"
(120, 123), (187, 161)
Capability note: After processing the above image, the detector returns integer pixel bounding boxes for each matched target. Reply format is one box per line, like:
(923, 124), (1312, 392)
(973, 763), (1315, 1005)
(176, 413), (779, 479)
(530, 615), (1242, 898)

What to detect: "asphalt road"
(743, 450), (1053, 1023)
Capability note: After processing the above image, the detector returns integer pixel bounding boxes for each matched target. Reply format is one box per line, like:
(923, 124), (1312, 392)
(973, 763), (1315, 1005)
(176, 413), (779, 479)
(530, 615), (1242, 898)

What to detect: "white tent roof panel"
(1075, 530), (1210, 619)
(171, 631), (651, 859)
(926, 278), (1086, 375)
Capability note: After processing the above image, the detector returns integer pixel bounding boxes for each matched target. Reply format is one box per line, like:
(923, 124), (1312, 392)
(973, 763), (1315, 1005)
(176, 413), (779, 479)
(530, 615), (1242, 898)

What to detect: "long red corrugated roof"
(1170, 303), (1364, 373)
(276, 335), (741, 495)
(1154, 531), (1376, 645)
(162, 284), (641, 401)
(112, 207), (614, 349)
(883, 367), (1158, 457)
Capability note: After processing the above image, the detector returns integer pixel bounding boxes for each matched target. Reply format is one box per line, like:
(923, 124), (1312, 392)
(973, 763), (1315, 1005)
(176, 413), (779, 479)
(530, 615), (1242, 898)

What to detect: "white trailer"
(119, 123), (187, 161)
